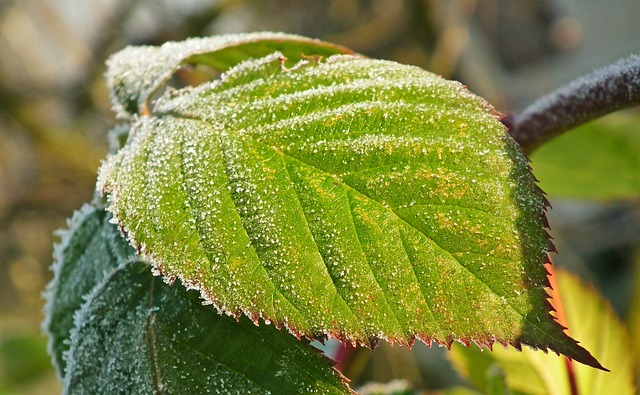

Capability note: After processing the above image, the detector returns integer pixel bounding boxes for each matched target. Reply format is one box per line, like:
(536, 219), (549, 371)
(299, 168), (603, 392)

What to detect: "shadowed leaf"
(63, 260), (353, 394)
(43, 203), (134, 377)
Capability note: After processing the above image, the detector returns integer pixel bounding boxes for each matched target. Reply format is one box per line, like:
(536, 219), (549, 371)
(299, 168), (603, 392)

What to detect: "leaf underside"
(106, 32), (353, 118)
(99, 33), (603, 368)
(47, 204), (352, 394)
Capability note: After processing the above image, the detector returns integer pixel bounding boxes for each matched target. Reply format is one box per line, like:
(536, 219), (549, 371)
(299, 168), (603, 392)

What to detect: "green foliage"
(44, 32), (617, 393)
(449, 269), (634, 395)
(106, 32), (353, 118)
(531, 112), (640, 199)
(43, 203), (133, 376)
(65, 263), (352, 394)
(98, 33), (595, 365)
(46, 203), (352, 394)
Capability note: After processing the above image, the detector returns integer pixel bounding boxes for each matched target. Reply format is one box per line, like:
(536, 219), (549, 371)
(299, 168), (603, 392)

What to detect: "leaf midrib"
(145, 276), (164, 394)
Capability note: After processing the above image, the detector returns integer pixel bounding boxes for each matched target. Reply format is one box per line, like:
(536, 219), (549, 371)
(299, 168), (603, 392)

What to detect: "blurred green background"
(0, 0), (639, 393)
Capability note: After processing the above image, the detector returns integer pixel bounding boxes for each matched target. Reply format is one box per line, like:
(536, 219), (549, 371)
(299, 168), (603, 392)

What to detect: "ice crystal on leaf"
(98, 33), (603, 369)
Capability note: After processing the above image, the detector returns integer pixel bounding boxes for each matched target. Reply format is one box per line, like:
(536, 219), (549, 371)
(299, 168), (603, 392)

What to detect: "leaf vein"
(213, 135), (311, 329)
(244, 128), (533, 333)
(145, 278), (164, 394)
(279, 154), (366, 337)
(345, 191), (405, 336)
(397, 230), (447, 338)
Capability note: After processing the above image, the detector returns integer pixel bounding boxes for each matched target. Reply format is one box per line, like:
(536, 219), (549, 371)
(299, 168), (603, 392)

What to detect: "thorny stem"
(504, 53), (640, 154)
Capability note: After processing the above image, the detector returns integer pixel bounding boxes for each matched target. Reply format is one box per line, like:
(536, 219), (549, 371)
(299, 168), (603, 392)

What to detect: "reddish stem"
(546, 264), (579, 395)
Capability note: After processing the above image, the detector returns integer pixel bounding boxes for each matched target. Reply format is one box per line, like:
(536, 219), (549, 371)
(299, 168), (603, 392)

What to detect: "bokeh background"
(1, 0), (639, 393)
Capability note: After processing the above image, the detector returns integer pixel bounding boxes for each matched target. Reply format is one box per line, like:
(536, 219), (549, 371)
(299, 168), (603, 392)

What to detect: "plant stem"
(546, 264), (580, 395)
(504, 53), (640, 154)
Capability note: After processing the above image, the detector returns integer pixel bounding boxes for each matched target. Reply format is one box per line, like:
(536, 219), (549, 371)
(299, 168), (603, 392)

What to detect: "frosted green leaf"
(63, 261), (353, 394)
(106, 32), (352, 118)
(46, 204), (352, 394)
(99, 33), (603, 368)
(43, 203), (134, 377)
(450, 269), (631, 395)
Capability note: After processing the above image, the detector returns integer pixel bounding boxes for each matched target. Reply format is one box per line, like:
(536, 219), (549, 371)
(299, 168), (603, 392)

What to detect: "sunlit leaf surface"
(99, 33), (602, 367)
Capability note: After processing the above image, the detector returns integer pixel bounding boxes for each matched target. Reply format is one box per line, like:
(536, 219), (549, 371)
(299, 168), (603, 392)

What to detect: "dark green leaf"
(46, 203), (352, 393)
(43, 203), (134, 377)
(99, 33), (602, 368)
(62, 260), (352, 394)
